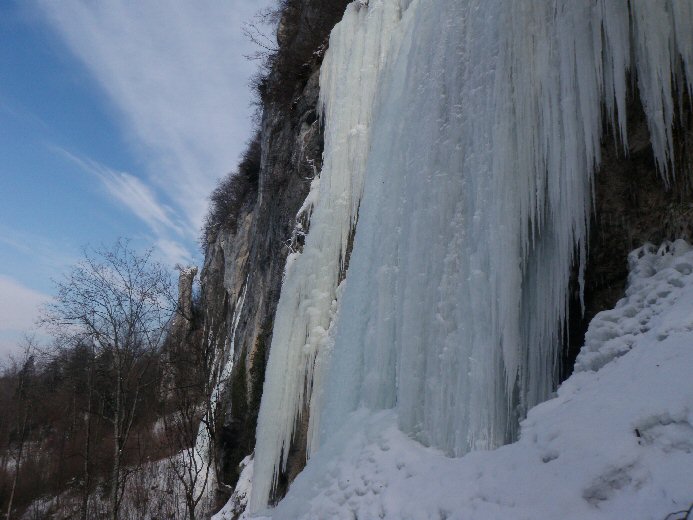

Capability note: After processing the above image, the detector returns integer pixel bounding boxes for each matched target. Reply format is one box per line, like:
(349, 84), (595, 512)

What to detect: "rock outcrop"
(198, 2), (350, 509)
(566, 91), (693, 376)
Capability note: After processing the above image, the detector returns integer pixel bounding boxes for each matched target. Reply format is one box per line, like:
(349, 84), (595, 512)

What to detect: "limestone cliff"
(197, 1), (349, 510)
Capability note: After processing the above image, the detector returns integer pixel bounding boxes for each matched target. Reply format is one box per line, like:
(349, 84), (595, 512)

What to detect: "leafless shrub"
(40, 239), (175, 520)
(246, 0), (350, 106)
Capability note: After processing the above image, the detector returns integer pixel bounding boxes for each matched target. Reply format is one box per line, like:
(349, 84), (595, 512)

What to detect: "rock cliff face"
(197, 1), (349, 508)
(566, 92), (693, 375)
(198, 1), (693, 512)
(200, 69), (321, 501)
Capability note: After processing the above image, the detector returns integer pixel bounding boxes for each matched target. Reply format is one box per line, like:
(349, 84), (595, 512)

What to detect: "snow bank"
(257, 242), (693, 519)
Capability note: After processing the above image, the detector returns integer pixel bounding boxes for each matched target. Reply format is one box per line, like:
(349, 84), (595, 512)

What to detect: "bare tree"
(41, 239), (175, 520)
(71, 338), (96, 520)
(161, 368), (214, 520)
(3, 339), (39, 520)
(241, 7), (279, 62)
(158, 267), (216, 520)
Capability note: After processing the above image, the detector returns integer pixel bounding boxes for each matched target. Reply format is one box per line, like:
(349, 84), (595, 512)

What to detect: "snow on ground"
(24, 449), (216, 519)
(245, 241), (693, 519)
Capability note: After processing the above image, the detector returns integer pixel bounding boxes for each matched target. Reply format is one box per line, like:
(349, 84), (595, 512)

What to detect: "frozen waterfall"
(250, 0), (693, 512)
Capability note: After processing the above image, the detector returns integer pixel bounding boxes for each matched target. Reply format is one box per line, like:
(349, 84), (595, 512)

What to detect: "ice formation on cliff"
(261, 242), (693, 520)
(250, 0), (693, 512)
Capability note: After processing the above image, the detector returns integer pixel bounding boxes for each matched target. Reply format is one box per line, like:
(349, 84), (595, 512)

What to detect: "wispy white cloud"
(0, 275), (50, 359)
(55, 147), (182, 236)
(0, 94), (51, 132)
(154, 238), (194, 268)
(52, 147), (197, 270)
(36, 0), (274, 235)
(0, 223), (79, 275)
(54, 147), (196, 270)
(101, 171), (182, 234)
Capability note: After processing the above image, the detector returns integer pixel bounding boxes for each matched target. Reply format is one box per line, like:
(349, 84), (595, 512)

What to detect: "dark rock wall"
(564, 91), (693, 377)
(199, 68), (322, 501)
(198, 2), (350, 509)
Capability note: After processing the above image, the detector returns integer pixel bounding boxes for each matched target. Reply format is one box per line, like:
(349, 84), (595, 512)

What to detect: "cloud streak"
(56, 147), (182, 236)
(154, 238), (194, 268)
(36, 0), (274, 234)
(100, 171), (181, 235)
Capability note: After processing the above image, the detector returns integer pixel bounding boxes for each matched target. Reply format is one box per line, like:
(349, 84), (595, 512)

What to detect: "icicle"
(211, 277), (248, 412)
(314, 0), (693, 455)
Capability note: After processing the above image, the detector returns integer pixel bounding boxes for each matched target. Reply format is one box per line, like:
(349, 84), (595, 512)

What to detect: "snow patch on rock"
(212, 455), (254, 520)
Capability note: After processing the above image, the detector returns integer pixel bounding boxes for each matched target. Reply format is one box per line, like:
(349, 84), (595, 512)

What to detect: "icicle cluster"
(251, 0), (693, 512)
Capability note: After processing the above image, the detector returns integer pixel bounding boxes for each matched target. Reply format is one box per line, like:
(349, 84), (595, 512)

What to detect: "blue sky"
(0, 0), (273, 359)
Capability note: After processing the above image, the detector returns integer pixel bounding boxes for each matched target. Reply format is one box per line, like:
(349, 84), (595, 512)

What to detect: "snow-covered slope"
(252, 241), (693, 519)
